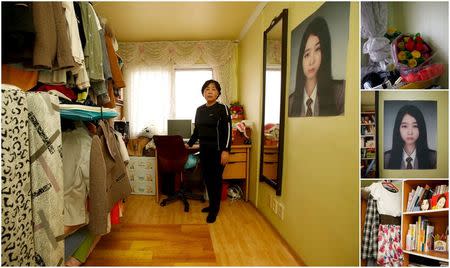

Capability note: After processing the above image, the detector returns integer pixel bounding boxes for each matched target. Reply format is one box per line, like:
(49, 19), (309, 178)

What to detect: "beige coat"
(89, 120), (131, 235)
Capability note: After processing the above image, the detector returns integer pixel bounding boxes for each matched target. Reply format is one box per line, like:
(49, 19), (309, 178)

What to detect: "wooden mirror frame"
(259, 9), (288, 195)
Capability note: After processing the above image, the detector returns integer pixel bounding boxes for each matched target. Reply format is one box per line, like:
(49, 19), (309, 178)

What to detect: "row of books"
(406, 184), (449, 212)
(361, 148), (376, 159)
(405, 216), (434, 252)
(361, 125), (375, 135)
(360, 114), (375, 124)
(360, 138), (375, 148)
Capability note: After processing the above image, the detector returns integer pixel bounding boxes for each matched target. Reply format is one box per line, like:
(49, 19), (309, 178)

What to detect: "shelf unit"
(360, 111), (377, 178)
(401, 180), (449, 266)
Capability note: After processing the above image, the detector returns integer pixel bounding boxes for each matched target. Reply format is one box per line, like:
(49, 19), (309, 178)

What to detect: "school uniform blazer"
(288, 79), (345, 116)
(384, 149), (437, 169)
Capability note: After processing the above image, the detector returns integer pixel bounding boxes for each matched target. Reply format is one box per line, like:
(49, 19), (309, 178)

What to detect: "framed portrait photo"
(377, 91), (448, 178)
(288, 2), (349, 117)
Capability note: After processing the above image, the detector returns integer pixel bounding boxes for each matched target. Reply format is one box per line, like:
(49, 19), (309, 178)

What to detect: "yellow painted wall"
(238, 2), (359, 266)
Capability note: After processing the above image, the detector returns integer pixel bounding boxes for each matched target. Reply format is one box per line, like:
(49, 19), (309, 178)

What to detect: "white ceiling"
(93, 2), (263, 42)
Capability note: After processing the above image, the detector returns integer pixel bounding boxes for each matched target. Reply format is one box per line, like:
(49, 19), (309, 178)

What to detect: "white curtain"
(118, 40), (238, 137)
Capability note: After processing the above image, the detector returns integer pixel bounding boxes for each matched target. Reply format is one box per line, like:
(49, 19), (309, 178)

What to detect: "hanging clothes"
(1, 85), (37, 266)
(365, 182), (403, 266)
(62, 123), (92, 226)
(364, 181), (401, 217)
(361, 194), (379, 262)
(79, 2), (105, 90)
(32, 2), (74, 70)
(89, 120), (131, 235)
(27, 92), (64, 265)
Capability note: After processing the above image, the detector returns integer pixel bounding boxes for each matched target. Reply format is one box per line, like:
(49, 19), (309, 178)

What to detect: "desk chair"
(153, 135), (205, 212)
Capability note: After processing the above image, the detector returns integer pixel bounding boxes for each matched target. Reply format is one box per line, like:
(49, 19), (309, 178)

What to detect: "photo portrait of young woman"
(288, 2), (349, 117)
(384, 102), (437, 170)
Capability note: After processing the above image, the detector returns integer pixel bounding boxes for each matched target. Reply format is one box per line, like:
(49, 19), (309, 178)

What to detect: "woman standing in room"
(384, 105), (436, 169)
(288, 16), (344, 117)
(186, 80), (232, 223)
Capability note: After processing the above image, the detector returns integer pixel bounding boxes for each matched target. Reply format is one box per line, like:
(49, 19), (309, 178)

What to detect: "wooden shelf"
(361, 134), (375, 137)
(403, 208), (448, 217)
(403, 250), (449, 262)
(361, 123), (375, 126)
(361, 158), (375, 160)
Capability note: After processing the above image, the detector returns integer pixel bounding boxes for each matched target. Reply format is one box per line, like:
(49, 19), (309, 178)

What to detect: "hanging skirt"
(377, 224), (403, 266)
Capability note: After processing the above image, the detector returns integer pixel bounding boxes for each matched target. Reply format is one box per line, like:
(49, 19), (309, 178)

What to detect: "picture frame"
(288, 2), (349, 117)
(376, 91), (448, 178)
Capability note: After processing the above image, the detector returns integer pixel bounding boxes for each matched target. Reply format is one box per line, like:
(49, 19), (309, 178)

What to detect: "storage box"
(127, 157), (156, 195)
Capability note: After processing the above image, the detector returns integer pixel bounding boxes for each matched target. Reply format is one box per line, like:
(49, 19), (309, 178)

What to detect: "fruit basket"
(391, 33), (444, 84)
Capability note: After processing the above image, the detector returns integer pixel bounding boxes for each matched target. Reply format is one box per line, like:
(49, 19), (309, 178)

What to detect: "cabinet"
(361, 111), (377, 178)
(127, 157), (156, 195)
(262, 145), (278, 180)
(401, 180), (449, 266)
(222, 145), (251, 201)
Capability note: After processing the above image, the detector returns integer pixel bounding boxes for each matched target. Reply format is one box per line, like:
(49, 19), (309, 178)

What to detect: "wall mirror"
(260, 9), (288, 195)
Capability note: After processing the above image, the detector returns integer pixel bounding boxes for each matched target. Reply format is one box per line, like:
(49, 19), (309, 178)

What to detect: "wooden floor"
(85, 195), (302, 266)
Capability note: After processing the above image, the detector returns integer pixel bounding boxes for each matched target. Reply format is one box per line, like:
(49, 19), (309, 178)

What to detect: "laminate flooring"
(85, 195), (302, 266)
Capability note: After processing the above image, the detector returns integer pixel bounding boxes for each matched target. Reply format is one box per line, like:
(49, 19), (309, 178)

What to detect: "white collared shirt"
(303, 85), (318, 116)
(402, 149), (417, 168)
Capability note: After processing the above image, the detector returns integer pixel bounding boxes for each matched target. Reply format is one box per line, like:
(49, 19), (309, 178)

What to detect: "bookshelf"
(401, 180), (449, 266)
(360, 111), (376, 178)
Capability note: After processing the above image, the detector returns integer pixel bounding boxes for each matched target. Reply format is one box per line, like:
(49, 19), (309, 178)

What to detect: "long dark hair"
(290, 16), (334, 115)
(388, 105), (432, 169)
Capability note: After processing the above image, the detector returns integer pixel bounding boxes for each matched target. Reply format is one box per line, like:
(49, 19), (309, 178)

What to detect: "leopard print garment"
(1, 86), (37, 266)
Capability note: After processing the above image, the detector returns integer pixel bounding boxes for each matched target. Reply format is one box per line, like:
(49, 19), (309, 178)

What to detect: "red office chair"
(153, 135), (205, 212)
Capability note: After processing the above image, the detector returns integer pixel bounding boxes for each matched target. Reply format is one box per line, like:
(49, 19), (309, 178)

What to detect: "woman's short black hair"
(290, 16), (334, 115)
(388, 104), (432, 169)
(201, 79), (221, 97)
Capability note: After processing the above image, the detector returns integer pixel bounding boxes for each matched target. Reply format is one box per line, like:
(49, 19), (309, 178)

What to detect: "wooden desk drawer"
(263, 162), (278, 179)
(223, 162), (246, 179)
(229, 152), (246, 162)
(263, 152), (278, 162)
(230, 148), (246, 153)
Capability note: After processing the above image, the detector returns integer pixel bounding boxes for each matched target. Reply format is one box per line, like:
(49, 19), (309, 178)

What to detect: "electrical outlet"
(269, 196), (275, 211)
(277, 202), (285, 220)
(272, 197), (278, 214)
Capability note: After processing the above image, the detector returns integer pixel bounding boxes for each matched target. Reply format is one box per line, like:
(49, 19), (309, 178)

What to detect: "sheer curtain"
(123, 64), (171, 137)
(119, 41), (238, 137)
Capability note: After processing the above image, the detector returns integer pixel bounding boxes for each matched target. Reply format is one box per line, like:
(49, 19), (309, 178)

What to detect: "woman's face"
(203, 83), (219, 102)
(302, 34), (322, 80)
(399, 113), (419, 146)
(437, 196), (446, 209)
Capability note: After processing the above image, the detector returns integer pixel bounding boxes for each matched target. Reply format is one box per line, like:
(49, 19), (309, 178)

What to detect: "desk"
(155, 144), (251, 203)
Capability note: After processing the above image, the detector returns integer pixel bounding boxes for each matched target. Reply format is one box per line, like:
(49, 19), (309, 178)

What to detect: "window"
(174, 68), (213, 120)
(127, 67), (212, 137)
(264, 68), (281, 124)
